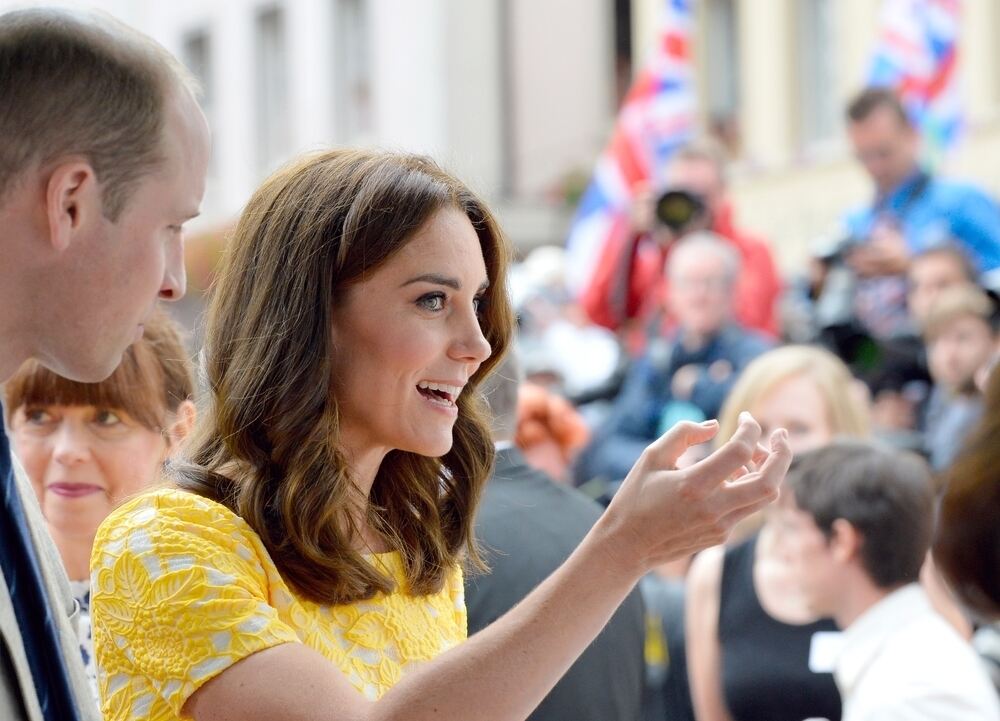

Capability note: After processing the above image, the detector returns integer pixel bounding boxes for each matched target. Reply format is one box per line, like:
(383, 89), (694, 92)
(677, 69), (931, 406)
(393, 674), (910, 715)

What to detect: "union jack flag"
(868, 0), (962, 165)
(564, 0), (697, 293)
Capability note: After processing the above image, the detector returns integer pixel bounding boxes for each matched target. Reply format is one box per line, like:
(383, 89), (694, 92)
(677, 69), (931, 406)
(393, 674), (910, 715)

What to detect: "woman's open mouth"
(416, 381), (461, 411)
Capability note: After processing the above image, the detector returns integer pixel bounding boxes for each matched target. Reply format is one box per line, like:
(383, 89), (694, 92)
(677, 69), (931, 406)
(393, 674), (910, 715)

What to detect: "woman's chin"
(403, 435), (455, 459)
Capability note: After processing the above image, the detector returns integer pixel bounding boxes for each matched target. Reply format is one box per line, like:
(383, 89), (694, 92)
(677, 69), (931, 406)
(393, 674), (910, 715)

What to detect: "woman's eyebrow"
(401, 273), (460, 290)
(400, 274), (490, 292)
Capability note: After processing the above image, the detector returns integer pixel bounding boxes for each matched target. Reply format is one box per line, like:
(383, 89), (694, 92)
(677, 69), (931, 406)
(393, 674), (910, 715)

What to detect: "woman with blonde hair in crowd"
(89, 149), (790, 721)
(687, 345), (870, 721)
(4, 308), (196, 698)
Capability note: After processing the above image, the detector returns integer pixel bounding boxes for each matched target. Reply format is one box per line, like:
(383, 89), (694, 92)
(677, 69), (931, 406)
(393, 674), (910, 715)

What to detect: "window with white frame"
(796, 0), (839, 149)
(333, 0), (373, 143)
(255, 5), (291, 176)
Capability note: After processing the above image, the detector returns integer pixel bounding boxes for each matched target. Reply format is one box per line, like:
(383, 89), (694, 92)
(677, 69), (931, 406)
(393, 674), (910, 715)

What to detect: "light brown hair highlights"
(173, 149), (515, 605)
(4, 307), (195, 430)
(0, 8), (194, 218)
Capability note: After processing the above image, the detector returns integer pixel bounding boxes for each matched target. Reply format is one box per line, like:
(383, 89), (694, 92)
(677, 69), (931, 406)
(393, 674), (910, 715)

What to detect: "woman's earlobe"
(166, 399), (198, 453)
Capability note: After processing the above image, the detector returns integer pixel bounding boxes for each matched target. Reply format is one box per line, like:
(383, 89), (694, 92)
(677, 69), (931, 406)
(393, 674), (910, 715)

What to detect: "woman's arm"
(186, 416), (789, 721)
(686, 546), (735, 721)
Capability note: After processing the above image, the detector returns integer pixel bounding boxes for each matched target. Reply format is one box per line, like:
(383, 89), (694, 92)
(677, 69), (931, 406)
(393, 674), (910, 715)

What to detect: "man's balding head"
(0, 8), (198, 219)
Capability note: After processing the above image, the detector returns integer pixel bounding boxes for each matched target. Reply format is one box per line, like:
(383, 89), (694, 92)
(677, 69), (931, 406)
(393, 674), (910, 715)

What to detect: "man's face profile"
(40, 87), (210, 383)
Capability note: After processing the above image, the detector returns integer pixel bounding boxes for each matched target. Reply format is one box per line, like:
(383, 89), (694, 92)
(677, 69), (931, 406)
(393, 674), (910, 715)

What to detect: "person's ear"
(45, 159), (101, 253)
(165, 400), (197, 454)
(829, 518), (862, 564)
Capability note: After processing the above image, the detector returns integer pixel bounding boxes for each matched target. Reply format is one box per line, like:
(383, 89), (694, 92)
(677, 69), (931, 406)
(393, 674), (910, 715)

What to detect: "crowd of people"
(0, 7), (999, 721)
(498, 90), (1000, 720)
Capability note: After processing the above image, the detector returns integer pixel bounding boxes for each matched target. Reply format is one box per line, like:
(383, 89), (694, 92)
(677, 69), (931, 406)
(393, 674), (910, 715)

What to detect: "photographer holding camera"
(580, 140), (781, 352)
(820, 88), (1000, 342)
(811, 88), (1000, 441)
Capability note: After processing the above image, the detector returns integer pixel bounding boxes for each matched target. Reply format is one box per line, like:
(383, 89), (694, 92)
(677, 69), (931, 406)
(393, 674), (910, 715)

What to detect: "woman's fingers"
(684, 412), (762, 492)
(608, 419), (788, 573)
(751, 441), (770, 467)
(641, 419), (720, 470)
(713, 429), (791, 516)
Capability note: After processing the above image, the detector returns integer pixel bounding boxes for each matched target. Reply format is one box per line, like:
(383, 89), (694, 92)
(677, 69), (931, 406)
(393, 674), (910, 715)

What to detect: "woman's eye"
(417, 293), (446, 311)
(24, 408), (53, 425)
(473, 295), (485, 314)
(94, 409), (123, 426)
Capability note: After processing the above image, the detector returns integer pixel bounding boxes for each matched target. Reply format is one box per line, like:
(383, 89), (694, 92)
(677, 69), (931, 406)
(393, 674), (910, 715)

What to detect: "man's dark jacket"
(466, 447), (645, 721)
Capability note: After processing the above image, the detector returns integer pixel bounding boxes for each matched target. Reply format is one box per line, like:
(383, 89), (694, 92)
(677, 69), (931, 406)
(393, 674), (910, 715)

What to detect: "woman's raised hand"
(599, 412), (791, 575)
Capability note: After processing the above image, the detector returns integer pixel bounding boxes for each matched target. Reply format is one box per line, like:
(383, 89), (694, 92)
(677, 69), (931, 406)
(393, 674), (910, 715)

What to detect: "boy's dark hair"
(786, 441), (934, 589)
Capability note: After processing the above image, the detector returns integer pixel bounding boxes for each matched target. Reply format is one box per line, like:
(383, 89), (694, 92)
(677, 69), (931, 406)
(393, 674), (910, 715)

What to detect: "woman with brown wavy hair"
(90, 148), (791, 721)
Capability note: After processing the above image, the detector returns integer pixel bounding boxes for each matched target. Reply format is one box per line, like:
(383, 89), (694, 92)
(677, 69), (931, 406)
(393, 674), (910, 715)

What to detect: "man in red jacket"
(579, 140), (781, 350)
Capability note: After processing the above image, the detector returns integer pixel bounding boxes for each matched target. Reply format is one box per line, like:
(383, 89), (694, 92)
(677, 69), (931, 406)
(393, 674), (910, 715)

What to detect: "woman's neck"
(48, 524), (94, 582)
(340, 441), (393, 554)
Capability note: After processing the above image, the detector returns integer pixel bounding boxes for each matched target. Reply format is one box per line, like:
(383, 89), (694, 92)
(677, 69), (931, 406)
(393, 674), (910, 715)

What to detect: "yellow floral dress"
(90, 488), (467, 721)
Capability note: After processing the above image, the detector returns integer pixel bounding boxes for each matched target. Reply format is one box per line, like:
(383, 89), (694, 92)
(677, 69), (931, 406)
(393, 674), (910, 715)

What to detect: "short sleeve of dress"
(90, 489), (300, 720)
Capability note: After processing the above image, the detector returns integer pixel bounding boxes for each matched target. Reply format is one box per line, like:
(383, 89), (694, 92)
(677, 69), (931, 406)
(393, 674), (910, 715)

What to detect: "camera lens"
(654, 190), (706, 233)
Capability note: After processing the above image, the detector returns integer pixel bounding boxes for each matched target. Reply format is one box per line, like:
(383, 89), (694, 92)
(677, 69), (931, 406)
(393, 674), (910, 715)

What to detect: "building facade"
(6, 0), (1000, 275)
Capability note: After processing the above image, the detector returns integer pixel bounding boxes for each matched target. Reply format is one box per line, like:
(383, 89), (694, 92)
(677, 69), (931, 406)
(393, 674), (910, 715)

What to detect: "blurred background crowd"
(4, 0), (1000, 720)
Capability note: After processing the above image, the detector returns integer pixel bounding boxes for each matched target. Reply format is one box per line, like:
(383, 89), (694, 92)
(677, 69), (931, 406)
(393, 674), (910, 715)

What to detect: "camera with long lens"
(653, 189), (708, 234)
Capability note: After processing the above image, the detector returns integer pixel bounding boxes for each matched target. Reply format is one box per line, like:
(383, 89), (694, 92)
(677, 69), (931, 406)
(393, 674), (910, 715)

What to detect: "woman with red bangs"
(89, 149), (790, 721)
(4, 308), (196, 699)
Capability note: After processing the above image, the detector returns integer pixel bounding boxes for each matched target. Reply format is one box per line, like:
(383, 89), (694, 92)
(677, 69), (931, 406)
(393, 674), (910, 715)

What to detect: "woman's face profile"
(329, 206), (493, 460)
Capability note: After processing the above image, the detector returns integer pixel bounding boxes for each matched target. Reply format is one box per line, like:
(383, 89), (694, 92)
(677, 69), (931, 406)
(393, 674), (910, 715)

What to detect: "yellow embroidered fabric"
(90, 488), (467, 721)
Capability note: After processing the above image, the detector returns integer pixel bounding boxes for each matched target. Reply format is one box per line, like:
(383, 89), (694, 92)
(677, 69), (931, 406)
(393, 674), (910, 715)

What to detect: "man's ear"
(45, 159), (101, 253)
(829, 518), (862, 564)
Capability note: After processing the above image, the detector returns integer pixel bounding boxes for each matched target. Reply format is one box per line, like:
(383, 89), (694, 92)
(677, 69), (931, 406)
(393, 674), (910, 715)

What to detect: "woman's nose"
(51, 423), (92, 466)
(450, 311), (492, 365)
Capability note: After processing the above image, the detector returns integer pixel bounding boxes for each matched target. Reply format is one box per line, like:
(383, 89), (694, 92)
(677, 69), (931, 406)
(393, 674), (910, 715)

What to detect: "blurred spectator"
(574, 233), (772, 485)
(934, 366), (1000, 623)
(858, 245), (977, 436)
(686, 346), (870, 721)
(4, 309), (196, 699)
(813, 89), (1000, 441)
(714, 345), (871, 453)
(908, 244), (978, 327)
(511, 246), (623, 401)
(579, 139), (781, 349)
(830, 87), (1000, 341)
(780, 442), (1000, 721)
(921, 285), (998, 470)
(468, 351), (645, 721)
(514, 382), (590, 484)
